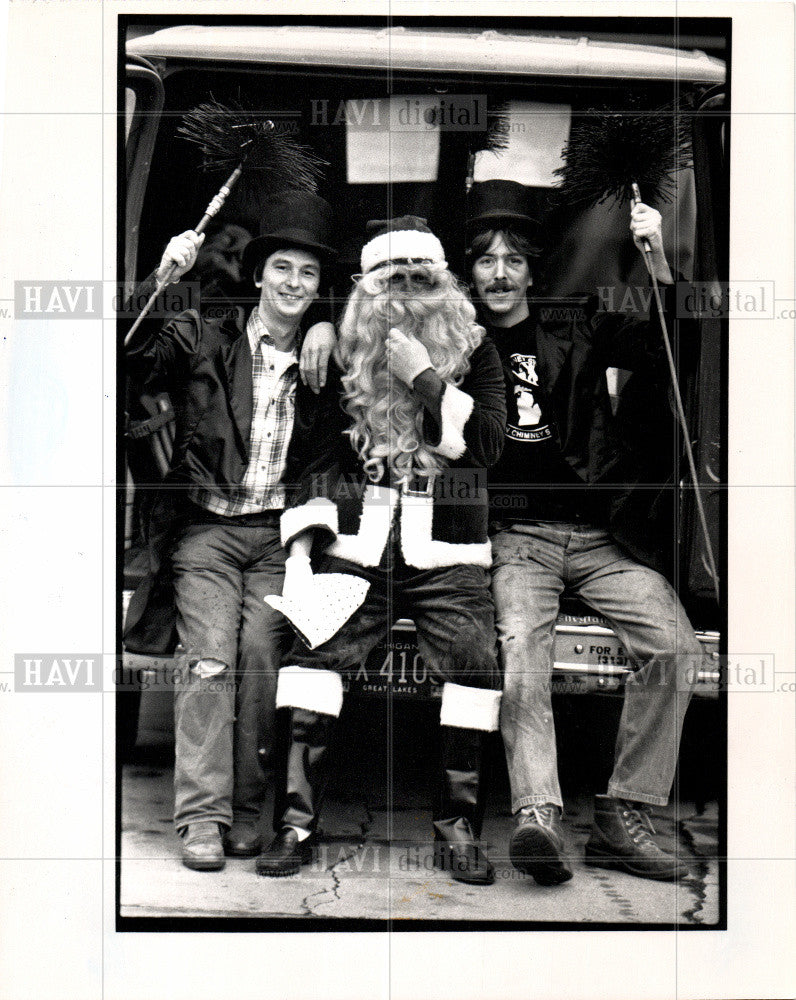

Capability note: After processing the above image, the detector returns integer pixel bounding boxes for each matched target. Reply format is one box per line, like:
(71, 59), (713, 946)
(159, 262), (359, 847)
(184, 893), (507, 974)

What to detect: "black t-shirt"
(486, 313), (603, 525)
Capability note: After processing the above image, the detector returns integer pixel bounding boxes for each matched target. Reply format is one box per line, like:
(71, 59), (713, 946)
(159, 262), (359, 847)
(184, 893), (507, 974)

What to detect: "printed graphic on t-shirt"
(508, 353), (552, 442)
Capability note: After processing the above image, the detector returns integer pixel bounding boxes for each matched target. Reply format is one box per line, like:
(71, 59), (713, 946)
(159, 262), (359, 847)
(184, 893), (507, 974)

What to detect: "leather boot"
(584, 795), (690, 881)
(433, 725), (494, 886)
(223, 821), (262, 858)
(509, 804), (573, 886)
(181, 821), (225, 872)
(256, 707), (336, 877)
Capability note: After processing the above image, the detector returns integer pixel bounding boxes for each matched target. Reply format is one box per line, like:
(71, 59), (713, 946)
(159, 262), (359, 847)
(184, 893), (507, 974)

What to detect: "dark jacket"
(279, 338), (506, 571)
(486, 282), (696, 574)
(123, 303), (326, 654)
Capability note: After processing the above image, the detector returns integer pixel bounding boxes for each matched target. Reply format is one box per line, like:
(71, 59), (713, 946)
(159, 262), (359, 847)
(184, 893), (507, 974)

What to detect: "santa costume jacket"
(279, 337), (507, 570)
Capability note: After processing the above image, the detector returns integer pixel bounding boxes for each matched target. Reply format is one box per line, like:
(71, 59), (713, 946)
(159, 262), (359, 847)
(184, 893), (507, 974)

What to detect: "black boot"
(433, 725), (494, 885)
(256, 707), (336, 877)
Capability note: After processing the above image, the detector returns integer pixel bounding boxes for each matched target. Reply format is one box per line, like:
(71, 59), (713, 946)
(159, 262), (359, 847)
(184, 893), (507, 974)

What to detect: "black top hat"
(242, 190), (336, 281)
(466, 180), (541, 236)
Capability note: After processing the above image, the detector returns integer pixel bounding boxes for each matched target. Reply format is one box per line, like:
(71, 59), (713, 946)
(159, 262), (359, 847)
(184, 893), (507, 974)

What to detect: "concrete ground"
(120, 763), (719, 925)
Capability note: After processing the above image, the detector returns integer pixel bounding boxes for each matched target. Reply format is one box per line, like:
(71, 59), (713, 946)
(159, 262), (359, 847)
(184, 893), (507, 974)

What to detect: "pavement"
(120, 763), (719, 925)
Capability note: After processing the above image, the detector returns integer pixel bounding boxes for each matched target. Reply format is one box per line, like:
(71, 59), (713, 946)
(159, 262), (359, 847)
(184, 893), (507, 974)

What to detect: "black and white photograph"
(118, 13), (728, 929)
(0, 2), (794, 999)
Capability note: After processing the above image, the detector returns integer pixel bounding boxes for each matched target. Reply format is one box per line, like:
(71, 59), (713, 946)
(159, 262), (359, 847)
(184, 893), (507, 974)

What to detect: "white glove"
(386, 327), (433, 387)
(282, 552), (314, 603)
(156, 230), (205, 285)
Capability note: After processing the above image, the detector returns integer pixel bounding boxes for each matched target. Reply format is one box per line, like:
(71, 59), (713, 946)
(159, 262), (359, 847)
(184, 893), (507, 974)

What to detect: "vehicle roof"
(126, 24), (725, 84)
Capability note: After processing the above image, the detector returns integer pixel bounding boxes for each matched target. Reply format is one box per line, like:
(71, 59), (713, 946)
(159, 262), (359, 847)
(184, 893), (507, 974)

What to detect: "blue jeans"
(171, 519), (288, 834)
(491, 523), (702, 811)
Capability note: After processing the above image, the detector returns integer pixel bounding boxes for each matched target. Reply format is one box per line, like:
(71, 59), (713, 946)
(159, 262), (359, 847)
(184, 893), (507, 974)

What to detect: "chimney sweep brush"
(125, 99), (326, 344)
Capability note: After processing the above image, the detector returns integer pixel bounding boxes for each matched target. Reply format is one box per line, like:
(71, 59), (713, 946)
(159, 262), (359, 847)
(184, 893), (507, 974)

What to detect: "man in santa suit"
(256, 216), (507, 885)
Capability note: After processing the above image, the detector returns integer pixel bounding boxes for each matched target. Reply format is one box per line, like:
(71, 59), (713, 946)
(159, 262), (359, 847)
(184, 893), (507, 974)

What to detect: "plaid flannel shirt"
(191, 309), (298, 515)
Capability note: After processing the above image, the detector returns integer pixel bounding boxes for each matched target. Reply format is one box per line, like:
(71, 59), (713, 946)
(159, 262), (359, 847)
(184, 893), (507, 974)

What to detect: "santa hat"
(360, 215), (446, 274)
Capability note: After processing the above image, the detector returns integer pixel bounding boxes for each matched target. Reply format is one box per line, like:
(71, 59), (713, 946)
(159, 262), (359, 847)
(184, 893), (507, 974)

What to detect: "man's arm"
(593, 204), (683, 371)
(124, 230), (205, 390)
(630, 202), (673, 286)
(387, 329), (506, 468)
(299, 321), (338, 394)
(436, 337), (506, 468)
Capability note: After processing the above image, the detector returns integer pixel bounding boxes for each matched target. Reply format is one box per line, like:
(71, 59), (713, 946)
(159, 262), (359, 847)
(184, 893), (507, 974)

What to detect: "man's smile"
(254, 247), (321, 335)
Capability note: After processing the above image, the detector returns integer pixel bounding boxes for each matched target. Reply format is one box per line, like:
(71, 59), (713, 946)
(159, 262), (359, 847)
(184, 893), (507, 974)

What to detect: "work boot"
(584, 795), (690, 881)
(433, 725), (494, 886)
(257, 707), (335, 877)
(181, 821), (225, 872)
(509, 804), (573, 886)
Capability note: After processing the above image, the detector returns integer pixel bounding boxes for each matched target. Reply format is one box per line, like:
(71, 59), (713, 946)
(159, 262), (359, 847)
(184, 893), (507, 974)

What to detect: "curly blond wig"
(338, 263), (484, 483)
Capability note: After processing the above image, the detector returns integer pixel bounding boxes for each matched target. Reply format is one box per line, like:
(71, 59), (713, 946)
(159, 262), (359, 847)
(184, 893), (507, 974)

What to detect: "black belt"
(188, 504), (282, 527)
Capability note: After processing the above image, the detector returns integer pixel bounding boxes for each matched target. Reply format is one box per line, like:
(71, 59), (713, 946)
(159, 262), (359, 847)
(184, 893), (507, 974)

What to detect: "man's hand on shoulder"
(156, 230), (205, 285)
(300, 321), (338, 394)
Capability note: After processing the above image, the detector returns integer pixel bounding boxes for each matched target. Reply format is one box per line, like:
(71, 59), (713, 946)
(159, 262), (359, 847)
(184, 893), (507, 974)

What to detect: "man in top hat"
(465, 179), (703, 886)
(124, 190), (339, 870)
(255, 216), (507, 885)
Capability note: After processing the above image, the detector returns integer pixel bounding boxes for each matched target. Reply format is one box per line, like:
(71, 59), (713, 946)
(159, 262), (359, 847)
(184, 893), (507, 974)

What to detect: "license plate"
(348, 624), (442, 699)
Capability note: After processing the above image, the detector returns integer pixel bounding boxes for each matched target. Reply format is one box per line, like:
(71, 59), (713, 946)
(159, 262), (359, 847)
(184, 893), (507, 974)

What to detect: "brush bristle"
(555, 103), (692, 207)
(480, 101), (512, 153)
(177, 99), (327, 192)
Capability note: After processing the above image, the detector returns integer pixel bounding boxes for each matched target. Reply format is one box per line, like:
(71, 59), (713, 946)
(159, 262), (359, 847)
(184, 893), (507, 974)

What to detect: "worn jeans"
(491, 523), (702, 812)
(171, 519), (288, 834)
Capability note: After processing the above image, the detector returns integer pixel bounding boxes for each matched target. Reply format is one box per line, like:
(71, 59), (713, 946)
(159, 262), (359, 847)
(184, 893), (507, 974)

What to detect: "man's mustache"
(485, 281), (517, 293)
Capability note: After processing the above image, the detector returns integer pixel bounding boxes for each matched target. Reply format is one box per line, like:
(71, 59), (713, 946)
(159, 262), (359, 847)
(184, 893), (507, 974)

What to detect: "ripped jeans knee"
(174, 645), (231, 684)
(191, 657), (228, 680)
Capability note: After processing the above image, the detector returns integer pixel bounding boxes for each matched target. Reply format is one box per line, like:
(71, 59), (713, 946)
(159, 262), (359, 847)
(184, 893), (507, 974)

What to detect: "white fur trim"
(440, 682), (501, 731)
(326, 484), (398, 567)
(435, 384), (474, 460)
(399, 493), (493, 569)
(361, 230), (446, 273)
(281, 499), (339, 549)
(275, 665), (344, 717)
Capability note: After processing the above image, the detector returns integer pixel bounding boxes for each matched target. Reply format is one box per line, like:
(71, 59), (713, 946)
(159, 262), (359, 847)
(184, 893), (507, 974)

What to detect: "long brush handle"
(641, 243), (720, 603)
(124, 164), (243, 347)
